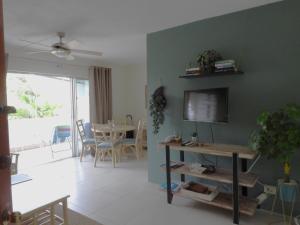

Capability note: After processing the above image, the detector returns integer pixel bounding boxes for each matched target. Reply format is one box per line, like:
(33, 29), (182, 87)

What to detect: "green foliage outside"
(9, 78), (61, 119)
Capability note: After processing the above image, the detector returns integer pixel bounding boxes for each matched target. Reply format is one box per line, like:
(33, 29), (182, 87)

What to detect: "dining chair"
(92, 123), (122, 168)
(76, 120), (96, 162)
(121, 120), (143, 160)
(10, 153), (20, 175)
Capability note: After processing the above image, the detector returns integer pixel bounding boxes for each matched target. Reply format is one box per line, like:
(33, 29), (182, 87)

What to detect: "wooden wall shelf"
(179, 70), (243, 79)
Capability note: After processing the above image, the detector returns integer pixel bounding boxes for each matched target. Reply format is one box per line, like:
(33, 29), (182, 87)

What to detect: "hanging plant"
(149, 86), (167, 134)
(197, 50), (222, 73)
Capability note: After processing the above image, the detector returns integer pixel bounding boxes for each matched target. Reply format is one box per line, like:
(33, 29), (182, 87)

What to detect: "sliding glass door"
(7, 73), (89, 169)
(72, 79), (90, 157)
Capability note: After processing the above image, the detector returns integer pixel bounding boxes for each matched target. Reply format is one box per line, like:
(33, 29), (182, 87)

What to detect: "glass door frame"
(71, 78), (90, 157)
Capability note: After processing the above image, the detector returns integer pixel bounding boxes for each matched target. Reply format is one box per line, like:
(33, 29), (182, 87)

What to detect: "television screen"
(183, 88), (229, 123)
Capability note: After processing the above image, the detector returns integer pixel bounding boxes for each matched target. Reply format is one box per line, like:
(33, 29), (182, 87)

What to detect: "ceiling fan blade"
(20, 39), (51, 48)
(71, 49), (103, 57)
(66, 55), (75, 61)
(66, 40), (81, 49)
(26, 50), (51, 55)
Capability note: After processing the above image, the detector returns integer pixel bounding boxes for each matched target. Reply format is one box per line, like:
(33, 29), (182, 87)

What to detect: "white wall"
(7, 56), (147, 124)
(122, 64), (147, 124)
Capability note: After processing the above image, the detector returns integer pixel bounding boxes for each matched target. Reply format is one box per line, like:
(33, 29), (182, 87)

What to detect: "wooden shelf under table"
(175, 191), (257, 216)
(160, 143), (257, 160)
(169, 165), (258, 188)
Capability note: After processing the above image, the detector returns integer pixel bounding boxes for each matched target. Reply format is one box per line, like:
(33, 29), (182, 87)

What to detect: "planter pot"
(278, 179), (298, 203)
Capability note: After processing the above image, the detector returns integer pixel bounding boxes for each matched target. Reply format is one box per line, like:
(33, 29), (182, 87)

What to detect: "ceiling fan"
(22, 32), (103, 60)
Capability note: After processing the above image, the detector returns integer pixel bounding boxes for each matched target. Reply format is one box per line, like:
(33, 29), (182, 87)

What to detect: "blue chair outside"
(51, 125), (72, 158)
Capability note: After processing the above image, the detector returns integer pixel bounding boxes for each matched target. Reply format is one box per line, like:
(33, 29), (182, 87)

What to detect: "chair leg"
(94, 150), (99, 167)
(80, 145), (85, 162)
(135, 145), (139, 160)
(117, 147), (121, 162)
(50, 143), (55, 159)
(112, 148), (116, 168)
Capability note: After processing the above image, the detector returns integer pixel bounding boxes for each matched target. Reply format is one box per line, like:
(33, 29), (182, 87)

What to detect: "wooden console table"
(160, 142), (258, 225)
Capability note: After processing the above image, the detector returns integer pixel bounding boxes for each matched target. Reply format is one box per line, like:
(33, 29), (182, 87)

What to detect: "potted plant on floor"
(250, 104), (300, 201)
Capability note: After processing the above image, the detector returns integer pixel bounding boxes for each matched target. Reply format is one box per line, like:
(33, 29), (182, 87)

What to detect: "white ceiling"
(4, 0), (280, 66)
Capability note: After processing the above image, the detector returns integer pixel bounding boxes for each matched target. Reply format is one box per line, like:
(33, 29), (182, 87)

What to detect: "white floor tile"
(19, 152), (282, 225)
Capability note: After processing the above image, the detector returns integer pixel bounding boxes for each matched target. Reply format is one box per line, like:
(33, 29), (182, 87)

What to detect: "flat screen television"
(183, 87), (229, 123)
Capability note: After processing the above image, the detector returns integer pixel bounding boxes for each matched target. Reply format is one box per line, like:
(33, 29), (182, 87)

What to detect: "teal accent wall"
(147, 0), (300, 213)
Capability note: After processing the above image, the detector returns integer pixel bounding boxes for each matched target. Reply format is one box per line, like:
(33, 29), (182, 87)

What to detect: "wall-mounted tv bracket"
(0, 105), (16, 170)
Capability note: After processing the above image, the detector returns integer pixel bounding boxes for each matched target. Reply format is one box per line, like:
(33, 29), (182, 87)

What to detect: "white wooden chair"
(92, 123), (123, 168)
(121, 120), (144, 159)
(76, 120), (96, 162)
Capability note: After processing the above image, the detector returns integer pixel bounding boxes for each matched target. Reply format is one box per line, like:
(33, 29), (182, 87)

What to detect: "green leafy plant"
(9, 78), (60, 119)
(149, 86), (167, 134)
(197, 50), (222, 73)
(250, 104), (300, 182)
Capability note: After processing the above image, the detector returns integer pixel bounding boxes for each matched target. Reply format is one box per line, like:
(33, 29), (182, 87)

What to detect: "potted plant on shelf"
(250, 104), (300, 201)
(197, 50), (222, 73)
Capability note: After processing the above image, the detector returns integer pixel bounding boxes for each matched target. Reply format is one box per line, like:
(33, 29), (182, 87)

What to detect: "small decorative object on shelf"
(197, 50), (222, 73)
(250, 104), (300, 183)
(191, 132), (198, 143)
(149, 86), (167, 134)
(214, 59), (237, 73)
(181, 181), (219, 202)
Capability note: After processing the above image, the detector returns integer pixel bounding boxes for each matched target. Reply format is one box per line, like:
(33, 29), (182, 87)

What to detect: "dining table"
(92, 124), (136, 133)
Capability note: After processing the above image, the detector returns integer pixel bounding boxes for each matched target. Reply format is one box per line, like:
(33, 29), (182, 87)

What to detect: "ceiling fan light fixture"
(51, 48), (71, 58)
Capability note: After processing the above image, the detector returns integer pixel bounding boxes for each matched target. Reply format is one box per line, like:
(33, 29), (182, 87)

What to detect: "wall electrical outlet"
(264, 185), (277, 195)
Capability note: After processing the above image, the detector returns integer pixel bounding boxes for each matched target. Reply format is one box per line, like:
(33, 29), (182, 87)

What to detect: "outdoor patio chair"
(50, 125), (72, 158)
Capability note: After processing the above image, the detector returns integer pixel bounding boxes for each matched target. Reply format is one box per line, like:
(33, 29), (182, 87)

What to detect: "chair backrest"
(135, 120), (143, 146)
(92, 124), (112, 142)
(52, 125), (71, 144)
(92, 123), (124, 143)
(76, 120), (86, 143)
(10, 153), (19, 175)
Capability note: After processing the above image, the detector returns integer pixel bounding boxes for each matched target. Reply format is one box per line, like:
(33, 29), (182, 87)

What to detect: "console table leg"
(166, 145), (173, 204)
(180, 151), (185, 182)
(241, 159), (248, 196)
(233, 153), (240, 224)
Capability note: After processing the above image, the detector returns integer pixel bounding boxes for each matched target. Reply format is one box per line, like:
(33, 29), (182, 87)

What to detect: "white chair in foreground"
(121, 120), (144, 159)
(92, 124), (122, 168)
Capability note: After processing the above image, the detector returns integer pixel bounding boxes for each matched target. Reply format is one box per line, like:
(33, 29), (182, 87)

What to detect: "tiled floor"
(15, 143), (72, 170)
(20, 152), (283, 225)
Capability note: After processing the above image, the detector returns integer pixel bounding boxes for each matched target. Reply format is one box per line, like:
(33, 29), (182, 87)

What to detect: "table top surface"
(160, 142), (257, 159)
(12, 179), (69, 216)
(92, 124), (136, 132)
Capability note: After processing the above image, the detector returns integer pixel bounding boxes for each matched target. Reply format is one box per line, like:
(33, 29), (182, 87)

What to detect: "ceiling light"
(51, 48), (71, 58)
